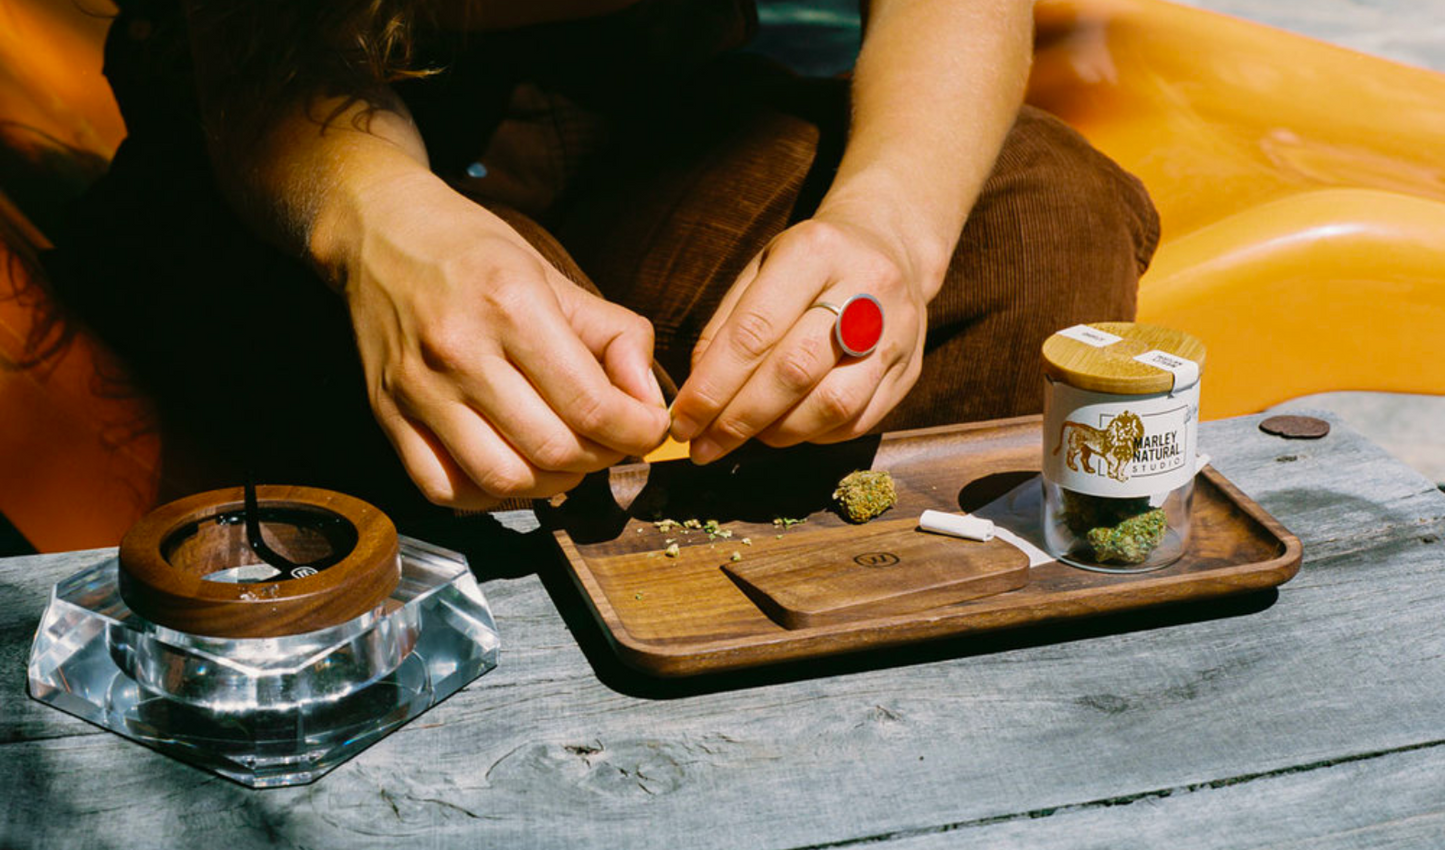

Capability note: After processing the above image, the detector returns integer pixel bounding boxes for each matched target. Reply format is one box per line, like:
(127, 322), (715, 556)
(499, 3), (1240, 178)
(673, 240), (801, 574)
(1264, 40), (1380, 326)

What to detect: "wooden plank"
(1202, 410), (1445, 561)
(855, 742), (1445, 849)
(2, 413), (1444, 849)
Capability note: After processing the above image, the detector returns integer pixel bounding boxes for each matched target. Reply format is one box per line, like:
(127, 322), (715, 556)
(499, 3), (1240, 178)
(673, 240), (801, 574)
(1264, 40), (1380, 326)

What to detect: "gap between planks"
(779, 736), (1445, 850)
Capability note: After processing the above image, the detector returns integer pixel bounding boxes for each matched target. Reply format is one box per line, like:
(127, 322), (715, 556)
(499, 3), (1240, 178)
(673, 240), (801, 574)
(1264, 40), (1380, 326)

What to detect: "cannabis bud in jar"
(833, 470), (897, 523)
(1058, 491), (1167, 566)
(1041, 323), (1206, 573)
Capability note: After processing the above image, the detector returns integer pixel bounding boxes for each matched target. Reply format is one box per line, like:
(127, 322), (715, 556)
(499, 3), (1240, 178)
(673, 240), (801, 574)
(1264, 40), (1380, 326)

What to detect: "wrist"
(814, 174), (960, 296)
(307, 153), (443, 293)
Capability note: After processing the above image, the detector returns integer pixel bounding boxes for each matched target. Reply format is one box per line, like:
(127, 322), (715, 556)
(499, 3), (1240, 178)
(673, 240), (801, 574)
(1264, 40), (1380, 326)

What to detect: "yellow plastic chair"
(1030, 0), (1445, 418)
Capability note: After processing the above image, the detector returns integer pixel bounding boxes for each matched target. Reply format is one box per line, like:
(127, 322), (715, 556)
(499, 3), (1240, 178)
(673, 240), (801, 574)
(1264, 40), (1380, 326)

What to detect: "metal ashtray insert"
(26, 487), (500, 788)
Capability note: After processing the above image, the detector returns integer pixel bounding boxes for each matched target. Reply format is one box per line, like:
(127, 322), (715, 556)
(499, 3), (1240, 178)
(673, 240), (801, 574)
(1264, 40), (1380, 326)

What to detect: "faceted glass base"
(26, 537), (499, 788)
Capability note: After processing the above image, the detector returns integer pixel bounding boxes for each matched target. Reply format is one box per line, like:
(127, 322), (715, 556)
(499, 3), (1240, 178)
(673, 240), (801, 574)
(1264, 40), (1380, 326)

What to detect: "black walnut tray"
(545, 416), (1301, 677)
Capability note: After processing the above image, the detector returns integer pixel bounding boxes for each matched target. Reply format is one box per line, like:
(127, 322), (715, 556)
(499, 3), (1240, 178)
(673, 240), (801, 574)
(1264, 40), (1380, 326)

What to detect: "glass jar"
(1040, 322), (1206, 573)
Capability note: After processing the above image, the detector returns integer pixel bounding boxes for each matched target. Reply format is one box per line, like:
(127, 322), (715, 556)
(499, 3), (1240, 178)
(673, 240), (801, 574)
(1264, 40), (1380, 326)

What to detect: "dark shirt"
(105, 0), (758, 175)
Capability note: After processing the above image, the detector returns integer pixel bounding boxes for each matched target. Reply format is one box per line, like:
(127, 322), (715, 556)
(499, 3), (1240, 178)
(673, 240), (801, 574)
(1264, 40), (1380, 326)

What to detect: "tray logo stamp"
(854, 552), (901, 568)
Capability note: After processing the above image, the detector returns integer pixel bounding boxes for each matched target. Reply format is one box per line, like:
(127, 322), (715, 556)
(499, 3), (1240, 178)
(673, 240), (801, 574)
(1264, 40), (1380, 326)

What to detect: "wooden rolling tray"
(544, 416), (1302, 677)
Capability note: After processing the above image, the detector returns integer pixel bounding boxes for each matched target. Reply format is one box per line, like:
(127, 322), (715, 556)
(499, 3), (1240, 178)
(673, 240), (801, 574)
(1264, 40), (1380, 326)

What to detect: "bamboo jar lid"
(118, 485), (400, 638)
(1042, 322), (1207, 395)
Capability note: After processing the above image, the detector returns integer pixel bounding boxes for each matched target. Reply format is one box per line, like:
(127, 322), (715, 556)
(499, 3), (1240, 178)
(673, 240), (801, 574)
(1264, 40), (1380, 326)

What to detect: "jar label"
(1043, 379), (1200, 498)
(1056, 324), (1124, 348)
(1133, 349), (1200, 391)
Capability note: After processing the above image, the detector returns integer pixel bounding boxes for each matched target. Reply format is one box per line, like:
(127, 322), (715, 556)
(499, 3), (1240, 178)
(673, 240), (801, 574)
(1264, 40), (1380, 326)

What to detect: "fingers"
(690, 253), (762, 370)
(349, 198), (670, 510)
(754, 358), (883, 449)
(376, 392), (585, 507)
(449, 356), (629, 473)
(665, 211), (940, 463)
(381, 413), (497, 510)
(760, 355), (921, 448)
(425, 400), (587, 499)
(368, 263), (667, 507)
(505, 277), (670, 457)
(571, 294), (668, 411)
(669, 249), (826, 443)
(381, 305), (632, 477)
(687, 305), (842, 464)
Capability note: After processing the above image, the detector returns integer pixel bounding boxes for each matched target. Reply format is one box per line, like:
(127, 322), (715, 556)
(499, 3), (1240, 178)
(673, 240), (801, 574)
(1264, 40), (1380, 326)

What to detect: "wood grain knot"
(486, 740), (690, 798)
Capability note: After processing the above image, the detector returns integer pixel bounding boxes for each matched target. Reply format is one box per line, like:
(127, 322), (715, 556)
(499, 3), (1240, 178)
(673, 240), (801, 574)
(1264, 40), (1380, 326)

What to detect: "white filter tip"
(919, 510), (996, 542)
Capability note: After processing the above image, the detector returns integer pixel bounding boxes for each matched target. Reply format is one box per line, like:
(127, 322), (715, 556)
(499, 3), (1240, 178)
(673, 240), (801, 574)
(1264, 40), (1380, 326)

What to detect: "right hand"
(338, 173), (670, 508)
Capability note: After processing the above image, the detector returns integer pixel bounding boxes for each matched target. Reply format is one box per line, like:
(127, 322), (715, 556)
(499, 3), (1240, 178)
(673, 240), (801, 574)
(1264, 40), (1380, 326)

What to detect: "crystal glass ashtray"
(27, 536), (500, 788)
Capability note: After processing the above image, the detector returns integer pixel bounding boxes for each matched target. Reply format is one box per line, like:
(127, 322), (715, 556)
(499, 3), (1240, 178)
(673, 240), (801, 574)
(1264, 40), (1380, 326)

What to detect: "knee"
(936, 106), (1159, 328)
(995, 106), (1159, 280)
(887, 111), (1162, 429)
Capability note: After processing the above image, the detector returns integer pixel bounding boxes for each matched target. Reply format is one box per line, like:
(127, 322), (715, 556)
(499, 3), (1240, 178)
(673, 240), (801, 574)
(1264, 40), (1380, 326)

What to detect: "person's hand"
(668, 211), (937, 464)
(341, 173), (670, 507)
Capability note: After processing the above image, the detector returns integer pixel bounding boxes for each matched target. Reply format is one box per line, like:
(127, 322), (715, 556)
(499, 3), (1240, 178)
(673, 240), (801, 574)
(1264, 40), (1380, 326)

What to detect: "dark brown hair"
(185, 0), (443, 149)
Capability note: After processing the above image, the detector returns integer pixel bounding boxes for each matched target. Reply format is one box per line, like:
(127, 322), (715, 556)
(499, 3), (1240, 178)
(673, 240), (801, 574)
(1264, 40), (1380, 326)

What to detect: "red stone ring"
(811, 294), (885, 357)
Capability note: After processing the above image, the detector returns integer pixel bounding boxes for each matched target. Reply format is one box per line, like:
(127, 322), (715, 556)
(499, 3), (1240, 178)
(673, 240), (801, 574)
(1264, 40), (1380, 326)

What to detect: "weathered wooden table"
(4, 412), (1444, 848)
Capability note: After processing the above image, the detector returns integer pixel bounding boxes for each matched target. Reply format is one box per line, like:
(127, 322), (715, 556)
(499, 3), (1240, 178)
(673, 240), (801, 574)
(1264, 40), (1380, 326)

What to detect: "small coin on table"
(1259, 415), (1331, 440)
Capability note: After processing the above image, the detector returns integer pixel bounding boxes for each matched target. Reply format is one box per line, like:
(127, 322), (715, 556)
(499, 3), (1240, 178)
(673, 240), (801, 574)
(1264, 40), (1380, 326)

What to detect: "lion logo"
(1053, 411), (1145, 482)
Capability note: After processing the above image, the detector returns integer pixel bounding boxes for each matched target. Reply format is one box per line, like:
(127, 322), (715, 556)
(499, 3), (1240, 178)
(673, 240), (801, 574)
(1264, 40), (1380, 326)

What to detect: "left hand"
(668, 212), (936, 464)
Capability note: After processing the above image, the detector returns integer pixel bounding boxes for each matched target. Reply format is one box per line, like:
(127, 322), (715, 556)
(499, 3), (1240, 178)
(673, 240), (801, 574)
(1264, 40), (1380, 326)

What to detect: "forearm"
(818, 0), (1034, 295)
(182, 0), (439, 284)
(209, 94), (440, 290)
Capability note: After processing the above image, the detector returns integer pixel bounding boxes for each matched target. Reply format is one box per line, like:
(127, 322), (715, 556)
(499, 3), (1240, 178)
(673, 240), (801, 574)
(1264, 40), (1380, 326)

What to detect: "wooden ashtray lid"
(118, 485), (400, 638)
(1042, 322), (1207, 395)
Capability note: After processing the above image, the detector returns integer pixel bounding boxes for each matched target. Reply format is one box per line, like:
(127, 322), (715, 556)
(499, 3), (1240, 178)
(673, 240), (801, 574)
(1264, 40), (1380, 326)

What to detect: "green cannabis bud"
(1059, 490), (1145, 536)
(1085, 506), (1167, 565)
(833, 470), (897, 523)
(1060, 489), (1168, 564)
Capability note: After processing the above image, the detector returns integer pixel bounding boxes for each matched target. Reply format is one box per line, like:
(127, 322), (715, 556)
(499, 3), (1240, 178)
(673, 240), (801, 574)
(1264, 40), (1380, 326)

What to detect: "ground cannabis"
(644, 512), (806, 560)
(701, 519), (733, 539)
(832, 470), (897, 524)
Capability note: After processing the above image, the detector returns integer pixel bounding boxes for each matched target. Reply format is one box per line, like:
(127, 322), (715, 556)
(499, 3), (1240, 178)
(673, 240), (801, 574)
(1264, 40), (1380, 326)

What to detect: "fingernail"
(648, 369), (665, 407)
(690, 435), (722, 465)
(671, 413), (701, 442)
